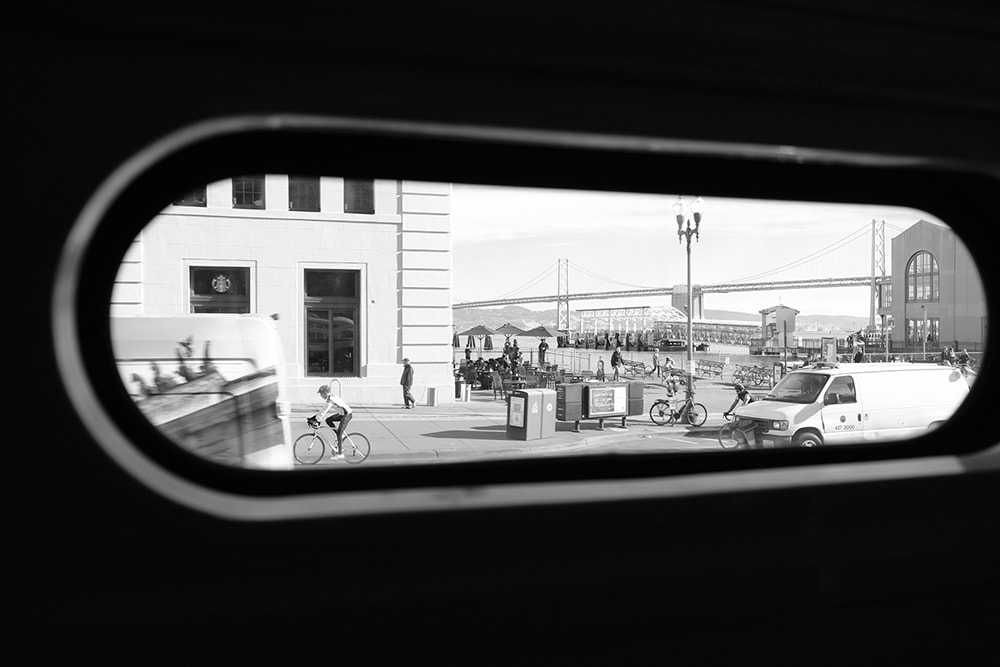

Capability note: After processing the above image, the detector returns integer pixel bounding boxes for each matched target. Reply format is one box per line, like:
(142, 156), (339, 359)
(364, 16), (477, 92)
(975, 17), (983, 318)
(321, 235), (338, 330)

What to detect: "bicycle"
(649, 392), (707, 427)
(294, 419), (371, 465)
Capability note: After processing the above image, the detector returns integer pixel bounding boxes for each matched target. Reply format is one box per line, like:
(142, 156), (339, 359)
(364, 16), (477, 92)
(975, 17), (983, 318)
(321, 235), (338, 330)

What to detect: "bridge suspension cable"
(567, 260), (657, 290)
(715, 222), (871, 286)
(454, 219), (894, 309)
(454, 260), (558, 305)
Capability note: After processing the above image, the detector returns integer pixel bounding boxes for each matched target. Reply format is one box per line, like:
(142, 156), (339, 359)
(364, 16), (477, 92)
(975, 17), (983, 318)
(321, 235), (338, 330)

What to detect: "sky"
(449, 183), (952, 319)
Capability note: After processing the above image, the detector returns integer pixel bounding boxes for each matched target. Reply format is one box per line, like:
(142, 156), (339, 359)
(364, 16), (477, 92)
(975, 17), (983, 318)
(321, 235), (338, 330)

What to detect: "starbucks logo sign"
(211, 274), (231, 293)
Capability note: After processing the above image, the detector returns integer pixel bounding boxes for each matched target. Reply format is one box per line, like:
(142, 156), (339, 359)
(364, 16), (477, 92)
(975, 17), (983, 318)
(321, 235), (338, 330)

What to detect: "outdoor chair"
(492, 370), (507, 399)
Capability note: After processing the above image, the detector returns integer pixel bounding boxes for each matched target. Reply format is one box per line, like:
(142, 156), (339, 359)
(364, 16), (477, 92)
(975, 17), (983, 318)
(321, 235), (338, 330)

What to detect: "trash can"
(538, 388), (556, 438)
(627, 380), (644, 416)
(556, 383), (584, 422)
(507, 388), (557, 441)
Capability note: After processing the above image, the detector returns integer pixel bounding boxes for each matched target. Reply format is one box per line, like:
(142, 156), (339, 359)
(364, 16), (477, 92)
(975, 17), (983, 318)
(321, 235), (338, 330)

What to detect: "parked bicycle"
(294, 420), (371, 464)
(649, 391), (707, 427)
(732, 364), (771, 388)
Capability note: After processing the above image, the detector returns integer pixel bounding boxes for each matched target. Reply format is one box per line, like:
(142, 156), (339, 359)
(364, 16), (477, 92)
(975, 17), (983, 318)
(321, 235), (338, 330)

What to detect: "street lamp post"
(921, 304), (928, 360)
(674, 195), (704, 400)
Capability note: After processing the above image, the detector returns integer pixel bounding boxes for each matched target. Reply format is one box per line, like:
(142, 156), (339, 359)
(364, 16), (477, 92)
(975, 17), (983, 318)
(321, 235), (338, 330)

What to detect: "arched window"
(906, 251), (939, 302)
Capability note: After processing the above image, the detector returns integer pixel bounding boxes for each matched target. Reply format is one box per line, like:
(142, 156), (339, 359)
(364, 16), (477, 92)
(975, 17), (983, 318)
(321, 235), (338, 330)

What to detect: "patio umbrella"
(453, 330), (460, 348)
(495, 322), (526, 338)
(522, 325), (562, 339)
(458, 325), (497, 356)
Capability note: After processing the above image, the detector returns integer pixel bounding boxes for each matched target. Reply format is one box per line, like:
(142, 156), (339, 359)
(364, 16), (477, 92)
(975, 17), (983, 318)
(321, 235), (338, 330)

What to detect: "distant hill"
(454, 306), (868, 334)
(703, 309), (757, 322)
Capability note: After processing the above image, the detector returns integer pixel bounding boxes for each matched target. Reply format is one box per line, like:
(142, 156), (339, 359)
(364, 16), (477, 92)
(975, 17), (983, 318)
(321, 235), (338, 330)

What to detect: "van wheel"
(793, 432), (823, 448)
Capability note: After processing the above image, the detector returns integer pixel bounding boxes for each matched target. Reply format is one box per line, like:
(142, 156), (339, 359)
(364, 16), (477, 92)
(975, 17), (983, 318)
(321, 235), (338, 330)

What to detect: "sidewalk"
(292, 379), (741, 464)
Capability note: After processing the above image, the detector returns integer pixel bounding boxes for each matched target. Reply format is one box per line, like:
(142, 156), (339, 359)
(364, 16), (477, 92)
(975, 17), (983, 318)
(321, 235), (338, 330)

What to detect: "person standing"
(400, 357), (415, 409)
(652, 347), (661, 378)
(464, 345), (472, 361)
(611, 345), (623, 381)
(538, 337), (549, 366)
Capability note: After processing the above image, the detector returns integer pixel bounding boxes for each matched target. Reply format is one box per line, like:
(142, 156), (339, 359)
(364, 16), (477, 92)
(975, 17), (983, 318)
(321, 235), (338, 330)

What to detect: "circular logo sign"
(211, 274), (231, 293)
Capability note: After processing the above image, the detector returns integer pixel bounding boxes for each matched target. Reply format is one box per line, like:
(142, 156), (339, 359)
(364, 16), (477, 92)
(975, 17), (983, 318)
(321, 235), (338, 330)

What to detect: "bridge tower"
(557, 258), (570, 332)
(869, 219), (886, 332)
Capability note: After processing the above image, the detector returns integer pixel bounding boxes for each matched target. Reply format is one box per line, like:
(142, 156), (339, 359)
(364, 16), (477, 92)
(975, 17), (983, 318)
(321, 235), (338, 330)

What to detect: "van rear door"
(819, 374), (864, 445)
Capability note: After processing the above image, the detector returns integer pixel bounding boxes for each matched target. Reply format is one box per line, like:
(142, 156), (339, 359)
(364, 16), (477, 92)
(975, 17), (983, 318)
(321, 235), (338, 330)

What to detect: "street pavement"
(291, 378), (749, 465)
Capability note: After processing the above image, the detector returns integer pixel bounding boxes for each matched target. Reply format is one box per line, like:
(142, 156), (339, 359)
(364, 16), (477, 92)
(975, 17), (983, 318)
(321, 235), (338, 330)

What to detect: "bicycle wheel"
(649, 400), (672, 426)
(342, 432), (371, 464)
(293, 432), (327, 465)
(684, 402), (708, 426)
(718, 422), (741, 449)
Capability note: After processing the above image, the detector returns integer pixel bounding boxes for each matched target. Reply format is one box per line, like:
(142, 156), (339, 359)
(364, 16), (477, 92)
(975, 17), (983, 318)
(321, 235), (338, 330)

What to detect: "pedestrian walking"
(611, 346), (623, 381)
(652, 347), (661, 378)
(538, 338), (549, 366)
(400, 357), (415, 409)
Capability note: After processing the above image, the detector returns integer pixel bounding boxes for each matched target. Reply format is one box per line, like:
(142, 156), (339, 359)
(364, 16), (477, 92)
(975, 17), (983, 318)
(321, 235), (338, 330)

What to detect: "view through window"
(110, 177), (986, 469)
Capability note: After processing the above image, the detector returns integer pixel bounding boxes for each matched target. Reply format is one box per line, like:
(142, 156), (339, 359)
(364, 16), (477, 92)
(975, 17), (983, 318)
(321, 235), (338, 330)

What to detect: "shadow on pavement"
(422, 426), (510, 440)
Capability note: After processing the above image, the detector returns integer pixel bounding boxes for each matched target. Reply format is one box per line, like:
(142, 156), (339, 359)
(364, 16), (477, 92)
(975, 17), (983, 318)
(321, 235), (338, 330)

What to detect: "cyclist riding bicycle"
(723, 383), (758, 448)
(309, 382), (353, 460)
(956, 348), (973, 376)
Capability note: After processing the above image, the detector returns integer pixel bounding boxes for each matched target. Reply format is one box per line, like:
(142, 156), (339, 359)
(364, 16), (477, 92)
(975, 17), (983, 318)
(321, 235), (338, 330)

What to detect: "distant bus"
(656, 339), (688, 352)
(111, 314), (294, 470)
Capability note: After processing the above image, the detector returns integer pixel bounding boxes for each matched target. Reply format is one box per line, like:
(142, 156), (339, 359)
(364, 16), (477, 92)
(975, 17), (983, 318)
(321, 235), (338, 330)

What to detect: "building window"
(289, 176), (320, 211)
(305, 269), (360, 376)
(173, 186), (207, 207)
(906, 317), (939, 346)
(344, 178), (374, 214)
(906, 251), (939, 302)
(233, 175), (265, 209)
(190, 266), (251, 313)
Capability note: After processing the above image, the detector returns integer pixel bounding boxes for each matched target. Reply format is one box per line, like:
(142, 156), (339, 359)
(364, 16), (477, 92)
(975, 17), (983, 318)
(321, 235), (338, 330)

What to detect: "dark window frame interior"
(289, 175), (320, 211)
(344, 177), (374, 214)
(232, 174), (265, 209)
(173, 186), (207, 207)
(189, 265), (251, 314)
(73, 124), (996, 497)
(304, 268), (360, 377)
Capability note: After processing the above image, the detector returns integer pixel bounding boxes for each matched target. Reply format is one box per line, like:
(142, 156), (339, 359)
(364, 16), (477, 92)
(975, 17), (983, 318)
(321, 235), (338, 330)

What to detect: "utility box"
(507, 388), (557, 441)
(627, 380), (644, 416)
(555, 383), (584, 421)
(583, 383), (628, 419)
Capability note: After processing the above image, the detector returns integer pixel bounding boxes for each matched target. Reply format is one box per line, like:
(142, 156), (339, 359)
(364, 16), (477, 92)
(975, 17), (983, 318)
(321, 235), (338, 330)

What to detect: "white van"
(111, 314), (294, 469)
(732, 362), (969, 448)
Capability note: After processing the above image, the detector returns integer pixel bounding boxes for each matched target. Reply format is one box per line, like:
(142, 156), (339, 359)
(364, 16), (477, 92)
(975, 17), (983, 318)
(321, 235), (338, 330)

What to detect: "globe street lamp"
(674, 195), (704, 399)
(921, 304), (928, 360)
